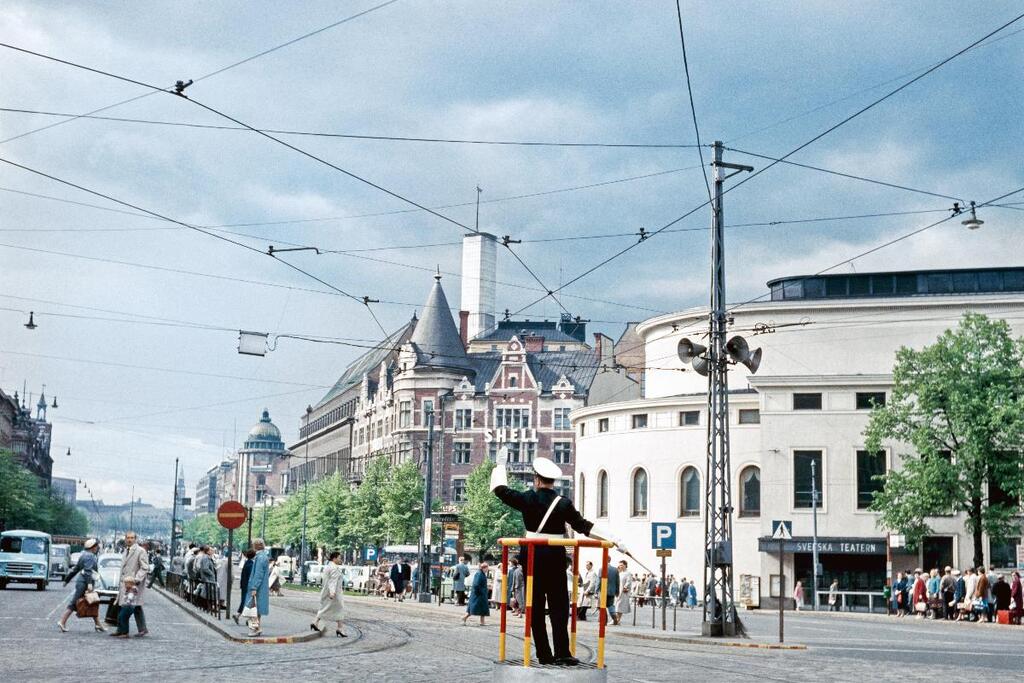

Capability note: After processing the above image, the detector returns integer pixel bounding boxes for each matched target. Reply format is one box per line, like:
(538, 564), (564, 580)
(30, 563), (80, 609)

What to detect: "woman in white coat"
(311, 551), (346, 637)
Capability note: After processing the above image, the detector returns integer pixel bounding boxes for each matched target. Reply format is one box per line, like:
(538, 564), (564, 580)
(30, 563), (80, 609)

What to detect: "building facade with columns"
(572, 266), (1024, 608)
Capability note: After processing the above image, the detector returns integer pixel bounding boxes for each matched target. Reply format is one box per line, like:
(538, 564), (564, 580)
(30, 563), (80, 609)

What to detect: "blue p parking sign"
(364, 546), (378, 562)
(651, 522), (677, 550)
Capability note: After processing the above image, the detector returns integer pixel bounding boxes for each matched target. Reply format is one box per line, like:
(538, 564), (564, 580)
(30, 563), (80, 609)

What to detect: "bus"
(0, 530), (52, 590)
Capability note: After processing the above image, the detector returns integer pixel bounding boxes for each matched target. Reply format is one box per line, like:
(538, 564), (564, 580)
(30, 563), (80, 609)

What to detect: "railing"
(165, 571), (221, 619)
(498, 537), (615, 669)
(814, 590), (886, 613)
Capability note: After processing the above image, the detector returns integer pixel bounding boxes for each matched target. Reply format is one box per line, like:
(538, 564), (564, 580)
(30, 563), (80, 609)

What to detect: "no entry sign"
(217, 500), (247, 530)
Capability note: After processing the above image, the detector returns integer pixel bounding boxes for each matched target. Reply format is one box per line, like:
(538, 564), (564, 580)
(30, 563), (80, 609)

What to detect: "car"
(304, 561), (324, 586)
(273, 555), (296, 581)
(50, 544), (71, 581)
(94, 554), (122, 603)
(341, 565), (371, 592)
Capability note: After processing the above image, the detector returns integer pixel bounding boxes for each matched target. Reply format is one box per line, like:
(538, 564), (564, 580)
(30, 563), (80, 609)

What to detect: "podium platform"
(493, 660), (608, 682)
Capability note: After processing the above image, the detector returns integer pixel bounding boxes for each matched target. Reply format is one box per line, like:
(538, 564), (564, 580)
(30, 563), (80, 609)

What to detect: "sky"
(1, 1), (1021, 507)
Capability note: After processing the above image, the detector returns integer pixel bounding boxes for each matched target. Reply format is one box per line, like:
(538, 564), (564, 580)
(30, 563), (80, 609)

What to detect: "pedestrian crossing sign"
(771, 520), (793, 540)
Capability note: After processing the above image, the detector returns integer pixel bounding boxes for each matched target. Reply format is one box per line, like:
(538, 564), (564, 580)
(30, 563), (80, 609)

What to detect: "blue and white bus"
(0, 529), (52, 590)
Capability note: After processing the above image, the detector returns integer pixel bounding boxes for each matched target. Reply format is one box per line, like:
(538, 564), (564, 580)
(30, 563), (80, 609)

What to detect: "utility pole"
(129, 485), (135, 531)
(300, 406), (312, 586)
(170, 458), (179, 558)
(418, 408), (436, 602)
(701, 141), (753, 637)
(811, 458), (820, 611)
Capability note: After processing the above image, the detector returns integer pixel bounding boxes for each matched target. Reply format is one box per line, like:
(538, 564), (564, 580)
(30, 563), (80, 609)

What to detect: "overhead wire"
(674, 0), (712, 203)
(0, 0), (400, 144)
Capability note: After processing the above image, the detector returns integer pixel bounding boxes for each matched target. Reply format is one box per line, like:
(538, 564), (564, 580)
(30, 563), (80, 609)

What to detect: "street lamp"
(299, 405), (312, 586)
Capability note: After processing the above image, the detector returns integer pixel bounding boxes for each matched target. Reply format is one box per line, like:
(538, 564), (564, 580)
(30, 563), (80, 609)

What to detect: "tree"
(309, 473), (357, 551)
(381, 460), (424, 545)
(345, 456), (389, 546)
(865, 313), (1024, 567)
(183, 513), (227, 546)
(264, 494), (304, 548)
(459, 460), (525, 560)
(0, 450), (90, 535)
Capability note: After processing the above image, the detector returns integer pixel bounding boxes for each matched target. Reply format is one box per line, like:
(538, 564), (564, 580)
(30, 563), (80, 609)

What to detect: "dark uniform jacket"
(493, 486), (594, 562)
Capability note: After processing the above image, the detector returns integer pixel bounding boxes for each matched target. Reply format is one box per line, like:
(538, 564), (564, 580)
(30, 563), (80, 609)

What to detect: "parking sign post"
(651, 522), (677, 632)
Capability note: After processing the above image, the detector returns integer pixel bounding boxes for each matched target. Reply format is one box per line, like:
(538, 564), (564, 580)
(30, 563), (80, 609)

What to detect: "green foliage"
(460, 460), (525, 559)
(182, 513), (228, 546)
(264, 493), (304, 548)
(865, 313), (1024, 566)
(346, 456), (390, 546)
(0, 450), (90, 535)
(381, 460), (424, 544)
(309, 473), (356, 551)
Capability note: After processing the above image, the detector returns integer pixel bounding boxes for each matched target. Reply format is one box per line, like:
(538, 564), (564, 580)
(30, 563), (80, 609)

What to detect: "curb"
(611, 630), (807, 650)
(153, 585), (323, 645)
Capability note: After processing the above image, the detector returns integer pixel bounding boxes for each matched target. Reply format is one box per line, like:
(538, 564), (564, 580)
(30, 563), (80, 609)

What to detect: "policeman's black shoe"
(555, 656), (580, 667)
(537, 656), (556, 665)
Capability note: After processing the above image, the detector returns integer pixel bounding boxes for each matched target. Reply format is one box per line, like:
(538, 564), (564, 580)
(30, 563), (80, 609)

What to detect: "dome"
(247, 408), (281, 441)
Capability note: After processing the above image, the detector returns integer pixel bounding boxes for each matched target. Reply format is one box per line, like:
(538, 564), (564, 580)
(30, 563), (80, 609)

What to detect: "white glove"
(612, 537), (629, 556)
(489, 464), (508, 492)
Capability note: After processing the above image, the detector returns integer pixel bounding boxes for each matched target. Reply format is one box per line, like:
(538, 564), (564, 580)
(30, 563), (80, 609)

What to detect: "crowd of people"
(890, 566), (1023, 623)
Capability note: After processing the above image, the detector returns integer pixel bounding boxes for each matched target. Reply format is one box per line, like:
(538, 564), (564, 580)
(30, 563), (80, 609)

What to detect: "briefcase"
(75, 597), (100, 618)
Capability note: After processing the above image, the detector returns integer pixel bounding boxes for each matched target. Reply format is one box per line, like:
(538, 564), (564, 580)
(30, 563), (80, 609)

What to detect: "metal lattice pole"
(701, 141), (751, 637)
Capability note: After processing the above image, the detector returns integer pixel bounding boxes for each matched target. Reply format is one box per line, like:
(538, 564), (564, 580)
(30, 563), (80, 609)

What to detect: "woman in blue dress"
(462, 562), (491, 626)
(686, 581), (698, 608)
(57, 538), (104, 632)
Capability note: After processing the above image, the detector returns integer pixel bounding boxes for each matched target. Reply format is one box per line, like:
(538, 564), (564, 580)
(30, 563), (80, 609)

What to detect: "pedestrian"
(401, 558), (413, 599)
(828, 579), (839, 611)
(147, 549), (166, 588)
(646, 574), (658, 608)
(184, 544), (199, 583)
(669, 576), (680, 608)
(453, 554), (471, 606)
(686, 580), (697, 609)
(462, 561), (491, 626)
(940, 566), (955, 619)
(951, 569), (966, 620)
(993, 573), (1011, 619)
(232, 549), (257, 624)
(196, 545), (217, 606)
(614, 560), (633, 625)
(793, 580), (804, 610)
(491, 456), (623, 666)
(605, 561), (619, 624)
(510, 558), (525, 617)
(311, 551), (347, 637)
(578, 561), (596, 622)
(57, 538), (105, 633)
(390, 558), (406, 601)
(1009, 571), (1023, 625)
(244, 539), (271, 637)
(111, 531), (149, 638)
(912, 569), (927, 618)
(268, 558), (283, 597)
(975, 566), (991, 622)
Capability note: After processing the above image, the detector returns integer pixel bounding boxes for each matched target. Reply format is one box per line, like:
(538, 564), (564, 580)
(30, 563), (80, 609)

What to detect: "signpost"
(217, 501), (248, 617)
(651, 523), (676, 632)
(772, 520), (792, 643)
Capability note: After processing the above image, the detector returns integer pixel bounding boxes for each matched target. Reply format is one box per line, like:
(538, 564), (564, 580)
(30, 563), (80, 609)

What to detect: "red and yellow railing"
(498, 537), (615, 669)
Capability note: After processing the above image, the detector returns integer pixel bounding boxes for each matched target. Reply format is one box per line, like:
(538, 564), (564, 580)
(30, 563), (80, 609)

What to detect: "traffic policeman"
(491, 456), (626, 666)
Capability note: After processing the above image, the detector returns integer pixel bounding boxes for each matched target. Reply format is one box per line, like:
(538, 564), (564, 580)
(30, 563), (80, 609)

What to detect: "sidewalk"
(153, 585), (323, 644)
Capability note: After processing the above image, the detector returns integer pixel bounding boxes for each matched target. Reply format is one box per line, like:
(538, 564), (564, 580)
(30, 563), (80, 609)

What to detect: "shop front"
(759, 536), (886, 610)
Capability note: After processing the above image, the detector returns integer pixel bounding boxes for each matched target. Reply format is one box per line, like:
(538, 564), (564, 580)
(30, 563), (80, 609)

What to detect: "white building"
(572, 267), (1024, 608)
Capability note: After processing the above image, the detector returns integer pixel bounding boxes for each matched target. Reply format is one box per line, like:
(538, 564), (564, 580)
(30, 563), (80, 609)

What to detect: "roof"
(315, 318), (416, 408)
(0, 529), (52, 538)
(473, 321), (580, 345)
(454, 349), (600, 394)
(409, 276), (474, 372)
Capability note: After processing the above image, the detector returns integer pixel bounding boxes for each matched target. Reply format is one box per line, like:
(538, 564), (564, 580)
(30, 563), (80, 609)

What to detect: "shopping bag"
(241, 604), (259, 618)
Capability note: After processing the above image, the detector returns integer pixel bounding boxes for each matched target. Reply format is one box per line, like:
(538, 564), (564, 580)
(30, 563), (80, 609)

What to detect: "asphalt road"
(2, 580), (1021, 682)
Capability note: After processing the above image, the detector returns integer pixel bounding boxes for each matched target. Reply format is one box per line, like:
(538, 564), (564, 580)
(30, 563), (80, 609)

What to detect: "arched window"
(679, 467), (700, 517)
(508, 375), (518, 388)
(598, 470), (608, 517)
(631, 468), (648, 517)
(579, 473), (586, 516)
(739, 466), (761, 517)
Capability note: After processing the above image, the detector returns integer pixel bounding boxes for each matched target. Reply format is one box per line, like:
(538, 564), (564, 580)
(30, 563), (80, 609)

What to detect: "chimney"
(523, 335), (545, 353)
(593, 332), (614, 366)
(460, 233), (497, 341)
(459, 310), (470, 348)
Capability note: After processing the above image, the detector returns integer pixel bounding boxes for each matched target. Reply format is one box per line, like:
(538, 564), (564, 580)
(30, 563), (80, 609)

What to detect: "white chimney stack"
(460, 232), (497, 341)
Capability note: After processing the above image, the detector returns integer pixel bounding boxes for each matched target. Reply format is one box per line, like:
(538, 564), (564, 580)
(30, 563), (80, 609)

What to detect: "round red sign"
(217, 500), (247, 530)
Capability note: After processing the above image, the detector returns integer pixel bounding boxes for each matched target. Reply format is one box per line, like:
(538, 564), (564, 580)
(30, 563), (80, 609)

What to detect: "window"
(679, 467), (700, 517)
(991, 537), (1021, 568)
(794, 450), (823, 508)
(422, 399), (435, 423)
(506, 442), (522, 463)
(679, 410), (699, 426)
(508, 376), (518, 388)
(553, 407), (572, 430)
(738, 408), (760, 424)
(579, 422), (586, 437)
(631, 469), (649, 517)
(855, 392), (886, 410)
(739, 466), (760, 517)
(793, 393), (822, 410)
(553, 441), (571, 465)
(399, 401), (411, 428)
(452, 478), (467, 503)
(488, 442), (498, 462)
(455, 408), (473, 430)
(579, 473), (586, 515)
(598, 470), (608, 517)
(495, 408), (531, 429)
(631, 414), (648, 429)
(555, 478), (573, 500)
(598, 418), (609, 433)
(453, 442), (472, 465)
(856, 450), (886, 509)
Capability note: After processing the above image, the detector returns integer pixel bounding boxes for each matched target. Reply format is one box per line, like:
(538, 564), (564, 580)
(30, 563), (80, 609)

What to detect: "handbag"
(915, 601), (927, 612)
(84, 586), (100, 605)
(75, 597), (100, 618)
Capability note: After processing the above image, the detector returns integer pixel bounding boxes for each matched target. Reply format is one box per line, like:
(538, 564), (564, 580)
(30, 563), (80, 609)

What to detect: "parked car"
(440, 565), (493, 604)
(304, 561), (324, 586)
(342, 565), (371, 592)
(274, 555), (296, 581)
(50, 544), (71, 581)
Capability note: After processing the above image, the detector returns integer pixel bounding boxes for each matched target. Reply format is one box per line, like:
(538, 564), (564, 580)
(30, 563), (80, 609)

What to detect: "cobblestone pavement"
(3, 582), (1022, 682)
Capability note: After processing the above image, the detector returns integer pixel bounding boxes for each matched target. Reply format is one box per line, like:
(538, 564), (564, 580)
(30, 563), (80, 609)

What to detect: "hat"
(84, 538), (97, 550)
(532, 457), (562, 480)
(952, 570), (961, 576)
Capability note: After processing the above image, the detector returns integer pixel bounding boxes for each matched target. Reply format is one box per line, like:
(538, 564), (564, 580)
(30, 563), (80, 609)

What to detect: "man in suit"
(492, 457), (625, 666)
(111, 531), (149, 638)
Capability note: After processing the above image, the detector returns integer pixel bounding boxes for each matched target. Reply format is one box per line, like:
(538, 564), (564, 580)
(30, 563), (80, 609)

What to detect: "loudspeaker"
(691, 355), (710, 376)
(726, 335), (762, 374)
(677, 337), (707, 364)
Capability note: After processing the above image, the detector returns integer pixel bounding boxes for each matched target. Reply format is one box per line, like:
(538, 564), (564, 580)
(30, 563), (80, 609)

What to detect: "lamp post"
(299, 406), (312, 586)
(417, 407), (436, 603)
(170, 458), (180, 559)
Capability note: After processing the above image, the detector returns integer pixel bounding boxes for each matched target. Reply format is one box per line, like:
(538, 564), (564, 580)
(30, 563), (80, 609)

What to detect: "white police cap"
(533, 457), (562, 480)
